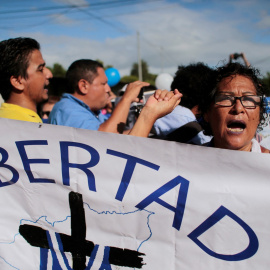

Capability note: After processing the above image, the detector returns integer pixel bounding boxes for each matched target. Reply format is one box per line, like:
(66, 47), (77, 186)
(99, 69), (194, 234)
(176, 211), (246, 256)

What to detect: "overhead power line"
(0, 0), (161, 15)
(253, 56), (270, 65)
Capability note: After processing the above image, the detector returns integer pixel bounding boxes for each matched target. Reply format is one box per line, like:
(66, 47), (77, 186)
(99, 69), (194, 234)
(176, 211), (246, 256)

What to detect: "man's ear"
(203, 111), (209, 123)
(191, 105), (201, 119)
(78, 79), (89, 95)
(10, 76), (25, 91)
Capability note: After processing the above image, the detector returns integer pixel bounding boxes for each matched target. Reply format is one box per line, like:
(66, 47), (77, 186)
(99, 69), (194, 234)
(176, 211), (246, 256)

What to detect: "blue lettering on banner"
(106, 149), (160, 201)
(60, 142), (100, 191)
(16, 140), (55, 183)
(19, 192), (145, 269)
(136, 175), (189, 230)
(0, 147), (19, 187)
(46, 231), (63, 270)
(40, 247), (49, 270)
(99, 246), (112, 270)
(85, 245), (99, 269)
(188, 205), (259, 261)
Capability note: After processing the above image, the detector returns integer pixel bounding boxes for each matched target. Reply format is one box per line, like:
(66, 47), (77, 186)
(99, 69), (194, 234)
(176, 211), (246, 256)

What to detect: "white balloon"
(155, 73), (174, 90)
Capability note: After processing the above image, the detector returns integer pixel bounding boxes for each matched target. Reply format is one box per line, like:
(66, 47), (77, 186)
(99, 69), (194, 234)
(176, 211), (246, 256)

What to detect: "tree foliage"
(46, 60), (270, 98)
(130, 59), (157, 85)
(47, 63), (66, 77)
(262, 72), (270, 96)
(121, 75), (140, 84)
(96, 59), (113, 70)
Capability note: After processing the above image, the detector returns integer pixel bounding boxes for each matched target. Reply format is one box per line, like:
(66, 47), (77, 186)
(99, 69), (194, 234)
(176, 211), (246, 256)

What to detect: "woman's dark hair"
(200, 62), (269, 135)
(0, 37), (40, 101)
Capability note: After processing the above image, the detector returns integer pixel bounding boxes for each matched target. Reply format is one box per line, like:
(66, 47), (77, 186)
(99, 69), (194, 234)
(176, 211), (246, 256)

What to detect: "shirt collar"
(62, 93), (101, 114)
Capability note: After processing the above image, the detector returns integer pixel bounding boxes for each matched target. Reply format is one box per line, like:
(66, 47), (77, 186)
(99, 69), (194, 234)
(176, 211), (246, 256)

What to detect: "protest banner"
(0, 118), (269, 269)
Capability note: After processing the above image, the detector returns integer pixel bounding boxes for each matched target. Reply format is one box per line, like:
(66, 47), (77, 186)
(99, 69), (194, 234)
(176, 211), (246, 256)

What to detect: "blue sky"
(1, 0), (270, 77)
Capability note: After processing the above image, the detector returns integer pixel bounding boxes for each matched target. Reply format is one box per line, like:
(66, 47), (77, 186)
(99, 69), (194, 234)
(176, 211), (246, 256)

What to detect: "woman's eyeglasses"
(215, 94), (262, 109)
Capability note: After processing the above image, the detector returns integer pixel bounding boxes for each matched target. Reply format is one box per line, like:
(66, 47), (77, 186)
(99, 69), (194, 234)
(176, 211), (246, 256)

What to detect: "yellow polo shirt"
(0, 103), (42, 123)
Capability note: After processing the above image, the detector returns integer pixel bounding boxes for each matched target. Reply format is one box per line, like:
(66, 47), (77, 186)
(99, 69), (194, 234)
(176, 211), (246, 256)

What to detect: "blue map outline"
(0, 202), (155, 269)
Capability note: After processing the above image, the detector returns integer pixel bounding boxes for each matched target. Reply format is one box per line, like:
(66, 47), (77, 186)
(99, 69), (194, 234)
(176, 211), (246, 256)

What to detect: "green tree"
(121, 75), (139, 84)
(262, 72), (270, 96)
(130, 59), (157, 85)
(96, 59), (104, 66)
(47, 63), (66, 77)
(96, 59), (113, 70)
(130, 60), (147, 77)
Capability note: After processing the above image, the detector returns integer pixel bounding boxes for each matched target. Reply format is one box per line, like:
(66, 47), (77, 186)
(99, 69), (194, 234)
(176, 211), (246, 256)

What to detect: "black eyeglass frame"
(41, 111), (51, 117)
(214, 94), (263, 109)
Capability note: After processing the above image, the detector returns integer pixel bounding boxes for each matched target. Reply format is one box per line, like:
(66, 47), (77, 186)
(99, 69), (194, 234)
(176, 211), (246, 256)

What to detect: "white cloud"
(52, 0), (89, 6)
(257, 11), (270, 29)
(7, 0), (270, 77)
(49, 13), (79, 25)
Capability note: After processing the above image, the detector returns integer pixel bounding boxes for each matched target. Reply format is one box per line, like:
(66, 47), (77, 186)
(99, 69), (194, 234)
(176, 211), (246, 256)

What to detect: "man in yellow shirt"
(0, 37), (53, 123)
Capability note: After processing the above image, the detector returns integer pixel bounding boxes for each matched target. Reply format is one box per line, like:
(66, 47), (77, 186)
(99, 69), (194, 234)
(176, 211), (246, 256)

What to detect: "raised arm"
(129, 89), (182, 137)
(241, 52), (251, 67)
(98, 81), (149, 133)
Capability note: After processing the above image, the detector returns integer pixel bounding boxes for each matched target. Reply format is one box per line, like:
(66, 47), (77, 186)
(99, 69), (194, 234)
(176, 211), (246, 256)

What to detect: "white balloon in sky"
(155, 73), (174, 90)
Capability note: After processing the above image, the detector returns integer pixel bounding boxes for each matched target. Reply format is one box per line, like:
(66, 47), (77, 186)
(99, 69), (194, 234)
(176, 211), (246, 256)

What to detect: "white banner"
(0, 118), (269, 270)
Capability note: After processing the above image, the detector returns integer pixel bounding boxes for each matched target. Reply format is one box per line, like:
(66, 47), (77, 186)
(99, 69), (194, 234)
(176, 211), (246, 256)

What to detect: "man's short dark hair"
(0, 37), (40, 101)
(171, 62), (216, 111)
(66, 59), (103, 93)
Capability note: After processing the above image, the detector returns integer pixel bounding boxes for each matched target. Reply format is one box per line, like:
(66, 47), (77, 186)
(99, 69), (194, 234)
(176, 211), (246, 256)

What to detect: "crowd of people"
(0, 36), (269, 153)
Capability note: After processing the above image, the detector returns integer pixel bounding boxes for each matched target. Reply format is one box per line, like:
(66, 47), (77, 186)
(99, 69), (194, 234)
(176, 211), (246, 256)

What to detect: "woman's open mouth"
(227, 120), (246, 133)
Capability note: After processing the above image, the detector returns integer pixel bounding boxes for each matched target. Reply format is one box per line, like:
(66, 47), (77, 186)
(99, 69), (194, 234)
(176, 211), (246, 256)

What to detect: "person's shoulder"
(260, 145), (270, 153)
(51, 94), (75, 111)
(159, 105), (195, 121)
(173, 105), (194, 114)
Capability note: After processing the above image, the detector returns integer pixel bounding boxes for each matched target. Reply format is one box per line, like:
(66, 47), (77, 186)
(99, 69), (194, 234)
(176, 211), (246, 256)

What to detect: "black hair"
(171, 62), (217, 114)
(200, 62), (268, 135)
(65, 59), (103, 93)
(0, 37), (40, 101)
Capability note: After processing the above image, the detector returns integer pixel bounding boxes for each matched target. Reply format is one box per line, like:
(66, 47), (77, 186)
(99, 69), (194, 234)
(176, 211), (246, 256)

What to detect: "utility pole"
(160, 46), (164, 73)
(137, 31), (143, 81)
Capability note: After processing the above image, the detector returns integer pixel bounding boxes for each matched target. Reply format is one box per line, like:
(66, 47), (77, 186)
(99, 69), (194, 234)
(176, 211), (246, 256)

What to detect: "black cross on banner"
(19, 191), (145, 269)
